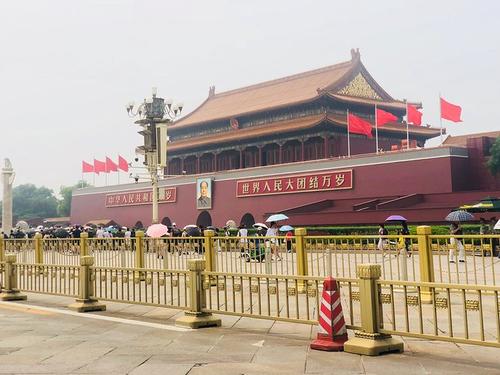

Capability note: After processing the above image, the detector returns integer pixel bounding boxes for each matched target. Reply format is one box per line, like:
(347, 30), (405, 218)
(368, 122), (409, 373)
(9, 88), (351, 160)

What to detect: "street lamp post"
(126, 88), (183, 225)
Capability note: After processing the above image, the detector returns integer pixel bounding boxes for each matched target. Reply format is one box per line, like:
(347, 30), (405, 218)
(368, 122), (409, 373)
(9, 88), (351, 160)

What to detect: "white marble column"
(2, 158), (15, 234)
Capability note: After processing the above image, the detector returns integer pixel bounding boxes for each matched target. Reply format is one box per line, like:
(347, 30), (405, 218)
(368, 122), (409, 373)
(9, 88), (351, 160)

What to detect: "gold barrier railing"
(377, 279), (500, 348)
(92, 266), (189, 309)
(2, 255), (499, 350)
(1, 229), (499, 286)
(429, 235), (499, 286)
(201, 270), (361, 327)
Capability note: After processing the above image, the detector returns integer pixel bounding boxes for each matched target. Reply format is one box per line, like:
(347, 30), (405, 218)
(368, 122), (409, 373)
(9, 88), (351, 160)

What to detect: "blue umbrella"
(266, 213), (289, 222)
(279, 225), (294, 232)
(445, 210), (474, 222)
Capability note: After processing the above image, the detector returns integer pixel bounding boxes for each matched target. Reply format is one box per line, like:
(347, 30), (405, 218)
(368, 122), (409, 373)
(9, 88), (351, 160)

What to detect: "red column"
(196, 156), (200, 174)
(324, 136), (329, 158)
(301, 140), (305, 161)
(180, 158), (185, 173)
(279, 144), (283, 164)
(239, 149), (243, 169)
(213, 153), (217, 172)
(258, 146), (263, 166)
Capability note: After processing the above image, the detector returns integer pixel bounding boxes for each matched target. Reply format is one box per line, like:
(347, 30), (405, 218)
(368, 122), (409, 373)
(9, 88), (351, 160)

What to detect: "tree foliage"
(57, 180), (91, 216)
(487, 136), (500, 176)
(11, 184), (58, 221)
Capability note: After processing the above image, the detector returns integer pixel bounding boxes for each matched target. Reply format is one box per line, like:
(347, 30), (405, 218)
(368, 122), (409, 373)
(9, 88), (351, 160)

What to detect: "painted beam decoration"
(106, 187), (176, 207)
(236, 169), (353, 197)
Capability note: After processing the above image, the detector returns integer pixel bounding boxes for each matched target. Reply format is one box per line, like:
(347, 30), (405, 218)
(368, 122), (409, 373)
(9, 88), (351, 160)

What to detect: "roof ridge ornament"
(350, 48), (360, 61)
(208, 85), (216, 98)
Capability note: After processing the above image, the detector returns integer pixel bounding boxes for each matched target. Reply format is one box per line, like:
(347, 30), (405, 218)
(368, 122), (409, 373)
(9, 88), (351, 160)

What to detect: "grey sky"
(1, 0), (499, 199)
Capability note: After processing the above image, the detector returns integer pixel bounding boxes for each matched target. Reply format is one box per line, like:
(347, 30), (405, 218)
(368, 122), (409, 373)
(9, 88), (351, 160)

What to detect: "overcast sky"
(1, 0), (499, 199)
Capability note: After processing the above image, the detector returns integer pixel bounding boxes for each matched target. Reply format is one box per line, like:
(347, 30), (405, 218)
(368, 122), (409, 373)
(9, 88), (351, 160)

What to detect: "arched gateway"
(196, 211), (212, 227)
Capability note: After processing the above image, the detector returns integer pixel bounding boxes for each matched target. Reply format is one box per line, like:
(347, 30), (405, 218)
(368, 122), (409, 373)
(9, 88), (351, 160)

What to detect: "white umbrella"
(183, 224), (198, 230)
(253, 223), (268, 229)
(266, 213), (289, 222)
(225, 220), (237, 229)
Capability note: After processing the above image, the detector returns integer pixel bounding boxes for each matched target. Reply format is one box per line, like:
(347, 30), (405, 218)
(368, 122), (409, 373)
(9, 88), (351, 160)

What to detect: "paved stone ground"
(0, 293), (499, 374)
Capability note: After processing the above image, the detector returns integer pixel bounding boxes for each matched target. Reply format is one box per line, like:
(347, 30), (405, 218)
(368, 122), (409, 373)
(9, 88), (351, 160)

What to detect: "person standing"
(378, 224), (388, 252)
(401, 222), (411, 257)
(237, 224), (248, 254)
(265, 222), (280, 261)
(449, 223), (465, 263)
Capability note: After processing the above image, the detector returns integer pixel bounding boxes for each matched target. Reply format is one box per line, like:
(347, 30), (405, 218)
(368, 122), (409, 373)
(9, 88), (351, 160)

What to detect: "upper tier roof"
(173, 49), (408, 128)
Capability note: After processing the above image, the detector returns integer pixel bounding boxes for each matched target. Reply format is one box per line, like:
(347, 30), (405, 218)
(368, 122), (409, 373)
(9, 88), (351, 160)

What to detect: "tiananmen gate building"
(71, 50), (500, 228)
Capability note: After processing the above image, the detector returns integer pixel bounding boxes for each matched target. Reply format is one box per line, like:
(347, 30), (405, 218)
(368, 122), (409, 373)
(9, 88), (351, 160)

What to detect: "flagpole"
(439, 92), (443, 145)
(374, 104), (378, 154)
(405, 101), (410, 150)
(93, 156), (96, 186)
(346, 109), (351, 157)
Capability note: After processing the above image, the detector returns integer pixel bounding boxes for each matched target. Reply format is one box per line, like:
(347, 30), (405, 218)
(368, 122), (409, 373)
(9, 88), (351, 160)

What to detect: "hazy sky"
(1, 0), (499, 199)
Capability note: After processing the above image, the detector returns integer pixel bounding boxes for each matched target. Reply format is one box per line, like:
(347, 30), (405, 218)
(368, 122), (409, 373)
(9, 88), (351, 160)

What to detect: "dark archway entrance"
(196, 211), (212, 228)
(134, 220), (144, 229)
(240, 213), (255, 228)
(161, 217), (172, 226)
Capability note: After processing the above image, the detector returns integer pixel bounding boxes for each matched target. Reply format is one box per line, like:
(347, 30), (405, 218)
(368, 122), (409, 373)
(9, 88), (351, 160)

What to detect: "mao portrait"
(196, 178), (212, 209)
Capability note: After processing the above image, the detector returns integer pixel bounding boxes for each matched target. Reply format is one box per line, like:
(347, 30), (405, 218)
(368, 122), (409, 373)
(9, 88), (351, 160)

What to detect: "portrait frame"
(196, 177), (212, 210)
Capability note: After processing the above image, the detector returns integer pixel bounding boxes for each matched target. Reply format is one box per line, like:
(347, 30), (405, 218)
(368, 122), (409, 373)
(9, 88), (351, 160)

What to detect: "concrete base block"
(344, 331), (404, 356)
(175, 311), (221, 329)
(0, 291), (27, 301)
(68, 298), (106, 313)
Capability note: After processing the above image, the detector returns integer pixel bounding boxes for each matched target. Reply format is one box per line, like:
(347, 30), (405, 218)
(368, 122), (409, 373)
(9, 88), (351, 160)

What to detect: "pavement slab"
(0, 295), (499, 375)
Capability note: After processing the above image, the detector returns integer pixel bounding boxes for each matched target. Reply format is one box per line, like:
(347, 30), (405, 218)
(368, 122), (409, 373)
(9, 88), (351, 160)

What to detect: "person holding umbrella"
(265, 221), (281, 261)
(445, 210), (473, 263)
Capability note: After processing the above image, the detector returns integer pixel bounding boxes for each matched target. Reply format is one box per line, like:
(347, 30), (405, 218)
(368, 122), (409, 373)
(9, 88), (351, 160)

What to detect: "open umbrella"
(183, 224), (198, 230)
(253, 223), (268, 229)
(186, 226), (201, 237)
(445, 210), (474, 222)
(385, 215), (407, 222)
(266, 213), (289, 222)
(279, 225), (294, 232)
(225, 220), (237, 229)
(146, 224), (169, 238)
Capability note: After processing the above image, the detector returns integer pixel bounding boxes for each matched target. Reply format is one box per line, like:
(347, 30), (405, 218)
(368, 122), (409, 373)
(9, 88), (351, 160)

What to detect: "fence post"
(295, 228), (308, 293)
(0, 254), (27, 301)
(80, 232), (89, 257)
(34, 232), (43, 264)
(68, 255), (106, 312)
(0, 233), (4, 262)
(344, 264), (403, 356)
(176, 258), (221, 328)
(134, 231), (145, 281)
(203, 230), (216, 271)
(416, 225), (434, 304)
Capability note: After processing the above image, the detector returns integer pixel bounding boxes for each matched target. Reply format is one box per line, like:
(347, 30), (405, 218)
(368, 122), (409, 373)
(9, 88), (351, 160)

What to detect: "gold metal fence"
(201, 270), (361, 327)
(91, 266), (190, 309)
(43, 238), (81, 265)
(304, 235), (419, 280)
(4, 238), (35, 263)
(377, 279), (500, 348)
(15, 263), (80, 297)
(430, 235), (499, 286)
(142, 237), (204, 269)
(88, 238), (135, 267)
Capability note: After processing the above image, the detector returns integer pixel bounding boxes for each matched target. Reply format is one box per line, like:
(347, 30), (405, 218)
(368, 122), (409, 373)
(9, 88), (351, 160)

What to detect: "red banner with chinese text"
(105, 187), (177, 207)
(236, 170), (353, 197)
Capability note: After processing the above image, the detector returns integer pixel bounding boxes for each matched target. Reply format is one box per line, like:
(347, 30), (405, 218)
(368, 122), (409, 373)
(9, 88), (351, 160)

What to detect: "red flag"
(94, 159), (106, 175)
(407, 104), (422, 126)
(106, 157), (118, 172)
(440, 98), (462, 122)
(348, 113), (373, 138)
(118, 155), (129, 172)
(376, 108), (397, 126)
(82, 161), (94, 173)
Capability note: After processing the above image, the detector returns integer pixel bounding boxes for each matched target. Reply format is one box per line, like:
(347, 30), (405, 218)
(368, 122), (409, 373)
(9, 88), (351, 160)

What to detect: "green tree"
(11, 184), (59, 221)
(57, 180), (91, 216)
(487, 136), (500, 176)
